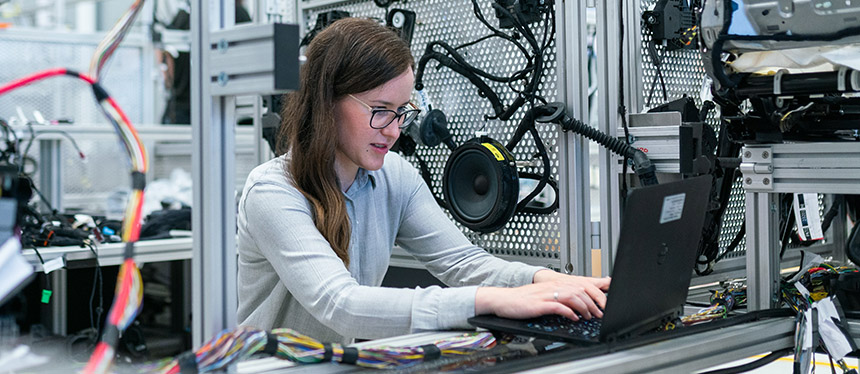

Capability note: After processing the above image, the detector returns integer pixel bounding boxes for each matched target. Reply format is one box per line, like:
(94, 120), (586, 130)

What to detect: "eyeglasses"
(347, 94), (421, 130)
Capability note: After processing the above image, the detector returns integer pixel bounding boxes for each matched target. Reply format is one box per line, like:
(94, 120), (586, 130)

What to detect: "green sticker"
(41, 289), (52, 304)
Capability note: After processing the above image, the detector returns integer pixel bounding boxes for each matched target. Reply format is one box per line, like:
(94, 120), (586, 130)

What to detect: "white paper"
(0, 237), (34, 304)
(795, 282), (811, 299)
(815, 297), (856, 360)
(730, 45), (860, 73)
(793, 193), (824, 241)
(41, 256), (65, 274)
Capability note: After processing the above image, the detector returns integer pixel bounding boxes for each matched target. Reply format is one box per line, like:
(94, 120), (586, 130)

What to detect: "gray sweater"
(236, 152), (543, 343)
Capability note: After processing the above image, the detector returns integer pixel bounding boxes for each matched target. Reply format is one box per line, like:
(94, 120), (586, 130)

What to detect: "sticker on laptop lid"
(659, 193), (686, 224)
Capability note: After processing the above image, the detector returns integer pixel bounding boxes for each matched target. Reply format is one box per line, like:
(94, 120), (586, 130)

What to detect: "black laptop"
(468, 175), (712, 345)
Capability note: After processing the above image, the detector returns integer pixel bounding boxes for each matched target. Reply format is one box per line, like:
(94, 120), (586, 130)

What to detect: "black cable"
(416, 0), (550, 121)
(511, 4), (553, 107)
(645, 40), (668, 107)
(715, 223), (745, 263)
(415, 50), (506, 116)
(0, 118), (19, 163)
(469, 0), (531, 57)
(494, 1), (544, 108)
(517, 172), (559, 215)
(21, 121), (37, 168)
(19, 174), (55, 214)
(87, 243), (104, 338)
(514, 125), (552, 214)
(414, 152), (446, 208)
(454, 34), (497, 50)
(618, 0), (630, 200)
(22, 129), (86, 161)
(698, 347), (793, 374)
(427, 41), (519, 83)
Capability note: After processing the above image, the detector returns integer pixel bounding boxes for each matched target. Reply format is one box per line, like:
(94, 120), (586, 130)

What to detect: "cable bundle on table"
(681, 285), (747, 325)
(144, 327), (497, 373)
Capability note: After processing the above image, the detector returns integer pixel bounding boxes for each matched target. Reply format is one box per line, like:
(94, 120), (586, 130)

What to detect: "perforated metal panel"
(0, 36), (145, 125)
(303, 1), (561, 266)
(1, 30), (259, 215)
(636, 0), (750, 264)
(0, 31), (148, 214)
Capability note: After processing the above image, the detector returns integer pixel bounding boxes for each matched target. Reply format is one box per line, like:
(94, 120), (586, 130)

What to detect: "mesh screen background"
(1, 34), (145, 213)
(303, 0), (563, 267)
(2, 32), (258, 214)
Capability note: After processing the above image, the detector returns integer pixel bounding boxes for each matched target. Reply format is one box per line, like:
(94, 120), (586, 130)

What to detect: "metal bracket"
(620, 112), (683, 173)
(740, 146), (774, 191)
(208, 23), (300, 96)
(742, 142), (860, 194)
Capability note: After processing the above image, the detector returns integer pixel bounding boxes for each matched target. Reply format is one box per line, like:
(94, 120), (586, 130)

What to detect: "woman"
(236, 17), (609, 344)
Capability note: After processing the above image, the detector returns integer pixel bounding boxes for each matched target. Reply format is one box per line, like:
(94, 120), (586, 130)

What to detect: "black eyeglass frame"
(347, 94), (421, 130)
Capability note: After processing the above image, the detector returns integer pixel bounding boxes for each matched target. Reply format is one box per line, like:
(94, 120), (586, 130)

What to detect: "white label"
(659, 193), (686, 224)
(42, 256), (65, 274)
(793, 193), (824, 241)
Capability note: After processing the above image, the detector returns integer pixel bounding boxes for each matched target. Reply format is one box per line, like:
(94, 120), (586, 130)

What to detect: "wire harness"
(143, 327), (497, 373)
(681, 284), (746, 325)
(0, 67), (148, 374)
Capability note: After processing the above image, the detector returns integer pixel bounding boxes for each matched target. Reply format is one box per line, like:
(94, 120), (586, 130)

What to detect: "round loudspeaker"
(443, 137), (518, 233)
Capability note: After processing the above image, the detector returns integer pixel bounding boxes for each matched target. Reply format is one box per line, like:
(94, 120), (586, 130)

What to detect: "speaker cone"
(443, 137), (518, 233)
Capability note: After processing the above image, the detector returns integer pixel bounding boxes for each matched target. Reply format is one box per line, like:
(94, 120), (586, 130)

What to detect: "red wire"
(3, 68), (144, 374)
(0, 68), (65, 95)
(0, 68), (98, 97)
(107, 260), (133, 325)
(82, 342), (110, 373)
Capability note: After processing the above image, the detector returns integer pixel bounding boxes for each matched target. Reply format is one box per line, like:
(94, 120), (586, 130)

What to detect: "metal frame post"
(191, 0), (238, 348)
(741, 142), (860, 310)
(595, 0), (623, 275)
(557, 0), (592, 275)
(745, 192), (781, 310)
(38, 140), (62, 213)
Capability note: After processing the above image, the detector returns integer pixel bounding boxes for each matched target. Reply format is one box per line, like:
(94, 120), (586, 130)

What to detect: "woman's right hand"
(475, 281), (606, 322)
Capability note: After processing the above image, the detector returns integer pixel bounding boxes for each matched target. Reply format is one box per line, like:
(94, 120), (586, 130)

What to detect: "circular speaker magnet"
(443, 137), (518, 233)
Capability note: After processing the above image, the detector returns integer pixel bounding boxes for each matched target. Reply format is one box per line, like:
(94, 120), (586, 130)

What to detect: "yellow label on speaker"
(482, 143), (505, 161)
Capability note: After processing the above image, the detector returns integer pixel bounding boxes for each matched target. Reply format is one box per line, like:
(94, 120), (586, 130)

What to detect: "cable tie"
(420, 344), (441, 361)
(177, 351), (199, 374)
(773, 69), (788, 96)
(851, 70), (860, 91)
(124, 242), (134, 259)
(262, 333), (279, 355)
(91, 82), (110, 102)
(102, 324), (120, 348)
(838, 66), (848, 91)
(131, 171), (146, 190)
(322, 343), (333, 362)
(341, 347), (359, 365)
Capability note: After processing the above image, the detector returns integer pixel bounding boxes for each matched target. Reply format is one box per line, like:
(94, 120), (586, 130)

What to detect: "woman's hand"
(475, 271), (610, 321)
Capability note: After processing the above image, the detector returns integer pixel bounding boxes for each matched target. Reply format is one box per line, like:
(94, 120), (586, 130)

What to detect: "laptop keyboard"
(524, 315), (603, 340)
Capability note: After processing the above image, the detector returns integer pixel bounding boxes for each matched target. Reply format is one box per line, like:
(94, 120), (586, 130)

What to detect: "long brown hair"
(276, 18), (413, 267)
